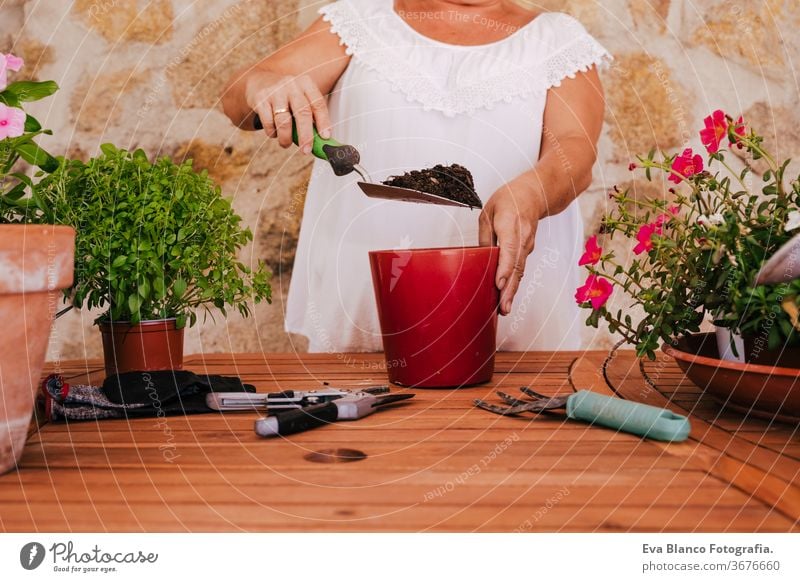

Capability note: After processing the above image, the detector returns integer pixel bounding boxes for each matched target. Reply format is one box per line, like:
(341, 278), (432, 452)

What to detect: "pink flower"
(578, 235), (602, 266)
(700, 109), (728, 153)
(729, 115), (746, 146)
(669, 148), (703, 184)
(0, 53), (24, 92)
(633, 222), (662, 255)
(0, 103), (26, 139)
(575, 275), (613, 310)
(655, 205), (680, 228)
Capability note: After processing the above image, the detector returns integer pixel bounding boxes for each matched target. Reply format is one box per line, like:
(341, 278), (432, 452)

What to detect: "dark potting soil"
(382, 164), (483, 208)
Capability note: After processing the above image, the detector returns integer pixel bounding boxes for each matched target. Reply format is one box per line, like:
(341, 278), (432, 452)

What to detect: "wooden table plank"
(1, 350), (797, 532)
(0, 472), (750, 508)
(594, 351), (800, 527)
(1, 501), (791, 533)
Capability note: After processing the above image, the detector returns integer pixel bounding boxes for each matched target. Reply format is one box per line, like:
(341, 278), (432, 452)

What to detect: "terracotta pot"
(99, 318), (185, 377)
(665, 333), (800, 421)
(369, 246), (499, 388)
(0, 225), (74, 475)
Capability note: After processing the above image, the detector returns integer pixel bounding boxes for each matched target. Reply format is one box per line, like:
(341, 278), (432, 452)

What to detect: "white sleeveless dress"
(284, 0), (611, 352)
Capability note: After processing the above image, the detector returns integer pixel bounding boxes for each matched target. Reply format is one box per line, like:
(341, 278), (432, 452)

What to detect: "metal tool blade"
(473, 399), (535, 416)
(357, 181), (475, 209)
(496, 391), (531, 406)
(517, 387), (570, 410)
(206, 393), (270, 411)
(352, 164), (372, 183)
(518, 387), (553, 400)
(755, 232), (800, 285)
(371, 393), (415, 407)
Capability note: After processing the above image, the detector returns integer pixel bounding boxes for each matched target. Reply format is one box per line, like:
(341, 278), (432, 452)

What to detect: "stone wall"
(1, 0), (797, 359)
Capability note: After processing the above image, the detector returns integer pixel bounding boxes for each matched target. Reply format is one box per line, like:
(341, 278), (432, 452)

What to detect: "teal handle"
(566, 390), (690, 442)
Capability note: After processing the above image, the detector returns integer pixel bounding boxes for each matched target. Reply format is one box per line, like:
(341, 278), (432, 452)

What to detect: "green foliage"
(0, 80), (59, 106)
(0, 77), (59, 183)
(580, 117), (800, 359)
(5, 144), (271, 326)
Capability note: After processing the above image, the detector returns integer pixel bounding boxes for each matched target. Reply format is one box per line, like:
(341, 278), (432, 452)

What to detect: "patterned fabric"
(44, 372), (256, 422)
(49, 384), (149, 421)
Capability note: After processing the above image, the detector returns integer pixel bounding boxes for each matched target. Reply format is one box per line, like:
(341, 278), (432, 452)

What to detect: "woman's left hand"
(479, 176), (544, 316)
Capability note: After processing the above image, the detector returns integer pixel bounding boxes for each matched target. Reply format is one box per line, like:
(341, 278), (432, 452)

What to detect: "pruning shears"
(206, 385), (390, 412)
(254, 390), (415, 437)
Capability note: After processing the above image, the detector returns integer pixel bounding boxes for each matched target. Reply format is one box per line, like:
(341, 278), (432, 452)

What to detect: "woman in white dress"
(223, 0), (610, 352)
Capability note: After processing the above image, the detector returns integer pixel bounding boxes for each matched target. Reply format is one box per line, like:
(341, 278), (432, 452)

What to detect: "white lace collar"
(321, 0), (612, 117)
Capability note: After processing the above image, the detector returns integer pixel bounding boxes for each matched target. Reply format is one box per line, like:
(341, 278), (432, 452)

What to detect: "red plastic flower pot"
(99, 318), (185, 378)
(369, 246), (500, 387)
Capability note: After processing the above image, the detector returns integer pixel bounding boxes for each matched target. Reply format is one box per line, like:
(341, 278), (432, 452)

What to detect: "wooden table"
(1, 351), (798, 532)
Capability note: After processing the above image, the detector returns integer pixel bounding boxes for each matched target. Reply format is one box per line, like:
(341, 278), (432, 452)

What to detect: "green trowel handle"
(566, 390), (691, 442)
(253, 114), (358, 176)
(291, 123), (344, 161)
(252, 114), (342, 161)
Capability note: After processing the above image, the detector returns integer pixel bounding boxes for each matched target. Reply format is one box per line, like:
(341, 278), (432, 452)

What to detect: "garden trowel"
(754, 232), (800, 285)
(252, 114), (474, 208)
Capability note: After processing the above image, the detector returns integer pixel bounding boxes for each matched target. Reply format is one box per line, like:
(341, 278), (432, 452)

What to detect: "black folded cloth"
(102, 370), (255, 416)
(46, 370), (255, 422)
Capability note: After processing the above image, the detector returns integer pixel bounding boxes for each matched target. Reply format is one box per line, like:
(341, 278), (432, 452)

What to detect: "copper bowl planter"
(664, 333), (800, 422)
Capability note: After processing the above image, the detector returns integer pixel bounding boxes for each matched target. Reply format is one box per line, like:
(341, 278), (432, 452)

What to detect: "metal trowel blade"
(755, 232), (800, 285)
(357, 182), (475, 209)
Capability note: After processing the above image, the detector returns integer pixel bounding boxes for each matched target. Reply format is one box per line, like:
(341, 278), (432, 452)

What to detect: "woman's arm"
(478, 68), (605, 315)
(221, 16), (350, 153)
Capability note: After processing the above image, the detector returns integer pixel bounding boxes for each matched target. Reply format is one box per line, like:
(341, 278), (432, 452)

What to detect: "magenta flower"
(0, 103), (26, 140)
(0, 53), (24, 92)
(633, 222), (662, 255)
(578, 235), (602, 266)
(700, 110), (728, 153)
(655, 205), (680, 228)
(730, 115), (746, 147)
(669, 148), (703, 184)
(575, 275), (613, 310)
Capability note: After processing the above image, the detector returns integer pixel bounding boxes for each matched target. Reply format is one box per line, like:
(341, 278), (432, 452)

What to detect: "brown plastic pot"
(369, 246), (500, 388)
(0, 225), (75, 475)
(99, 318), (185, 377)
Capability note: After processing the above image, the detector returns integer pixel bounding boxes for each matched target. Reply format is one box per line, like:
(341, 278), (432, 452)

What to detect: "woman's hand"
(478, 69), (605, 317)
(479, 176), (544, 316)
(221, 15), (349, 151)
(244, 71), (332, 154)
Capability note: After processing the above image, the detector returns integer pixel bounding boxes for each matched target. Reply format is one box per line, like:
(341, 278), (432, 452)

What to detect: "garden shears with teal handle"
(253, 114), (475, 208)
(475, 387), (691, 442)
